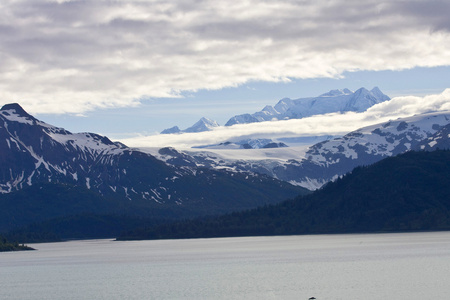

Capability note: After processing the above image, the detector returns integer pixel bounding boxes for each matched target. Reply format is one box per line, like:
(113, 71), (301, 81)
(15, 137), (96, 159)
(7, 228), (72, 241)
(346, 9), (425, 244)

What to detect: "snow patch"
(0, 110), (34, 125)
(428, 140), (438, 148)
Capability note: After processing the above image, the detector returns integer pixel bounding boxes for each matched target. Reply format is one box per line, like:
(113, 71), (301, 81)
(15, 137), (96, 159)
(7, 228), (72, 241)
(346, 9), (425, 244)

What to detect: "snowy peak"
(1, 103), (38, 125)
(1, 102), (123, 155)
(184, 117), (219, 133)
(343, 87), (382, 111)
(161, 126), (181, 134)
(0, 103), (129, 194)
(161, 117), (219, 134)
(370, 86), (390, 101)
(1, 103), (28, 115)
(319, 88), (353, 97)
(225, 87), (390, 126)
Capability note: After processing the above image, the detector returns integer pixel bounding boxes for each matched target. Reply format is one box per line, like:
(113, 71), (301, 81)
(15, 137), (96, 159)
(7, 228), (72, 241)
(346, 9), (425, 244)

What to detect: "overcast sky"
(1, 0), (450, 144)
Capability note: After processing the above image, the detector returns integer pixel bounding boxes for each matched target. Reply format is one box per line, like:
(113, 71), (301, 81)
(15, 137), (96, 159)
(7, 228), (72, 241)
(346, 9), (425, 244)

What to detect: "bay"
(1, 232), (450, 299)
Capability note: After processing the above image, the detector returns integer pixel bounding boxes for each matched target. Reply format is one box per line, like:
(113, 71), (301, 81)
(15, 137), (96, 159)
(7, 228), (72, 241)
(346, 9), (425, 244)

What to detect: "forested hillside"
(118, 150), (450, 240)
(0, 235), (34, 251)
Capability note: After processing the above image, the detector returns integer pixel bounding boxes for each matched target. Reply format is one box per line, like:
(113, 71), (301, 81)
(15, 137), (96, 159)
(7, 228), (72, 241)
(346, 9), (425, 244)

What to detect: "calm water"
(1, 232), (450, 300)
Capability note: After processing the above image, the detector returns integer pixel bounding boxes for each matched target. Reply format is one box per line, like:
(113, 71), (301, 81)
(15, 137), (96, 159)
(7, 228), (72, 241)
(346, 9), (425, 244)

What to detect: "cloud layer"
(1, 0), (450, 114)
(122, 89), (450, 148)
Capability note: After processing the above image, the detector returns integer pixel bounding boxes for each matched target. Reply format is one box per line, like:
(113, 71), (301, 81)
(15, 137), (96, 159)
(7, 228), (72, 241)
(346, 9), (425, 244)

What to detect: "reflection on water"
(1, 232), (450, 299)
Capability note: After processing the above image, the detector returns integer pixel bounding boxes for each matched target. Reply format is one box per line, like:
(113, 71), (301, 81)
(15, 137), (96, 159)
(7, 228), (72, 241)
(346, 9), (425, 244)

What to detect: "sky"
(1, 0), (450, 147)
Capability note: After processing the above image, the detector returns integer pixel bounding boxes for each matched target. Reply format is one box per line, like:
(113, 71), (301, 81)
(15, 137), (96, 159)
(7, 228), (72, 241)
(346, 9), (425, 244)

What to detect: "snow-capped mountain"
(148, 111), (450, 190)
(275, 111), (450, 189)
(0, 103), (305, 216)
(184, 117), (219, 133)
(225, 87), (390, 126)
(161, 126), (181, 134)
(160, 87), (388, 134)
(161, 117), (219, 134)
(0, 103), (127, 194)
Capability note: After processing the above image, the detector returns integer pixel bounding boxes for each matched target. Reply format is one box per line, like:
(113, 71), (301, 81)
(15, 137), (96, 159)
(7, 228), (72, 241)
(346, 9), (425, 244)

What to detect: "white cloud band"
(121, 89), (450, 148)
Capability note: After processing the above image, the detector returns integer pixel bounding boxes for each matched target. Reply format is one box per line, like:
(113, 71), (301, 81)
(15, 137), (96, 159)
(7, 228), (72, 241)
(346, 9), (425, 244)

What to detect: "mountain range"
(148, 111), (450, 190)
(161, 87), (390, 134)
(2, 85), (450, 241)
(225, 87), (389, 126)
(0, 103), (306, 233)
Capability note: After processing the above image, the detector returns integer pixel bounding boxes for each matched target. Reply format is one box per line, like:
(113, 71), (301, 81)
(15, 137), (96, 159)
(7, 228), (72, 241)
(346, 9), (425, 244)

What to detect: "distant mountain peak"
(370, 86), (391, 101)
(184, 117), (219, 133)
(343, 87), (390, 112)
(371, 86), (382, 93)
(225, 87), (390, 126)
(161, 126), (181, 135)
(319, 88), (353, 97)
(161, 118), (219, 134)
(353, 87), (377, 99)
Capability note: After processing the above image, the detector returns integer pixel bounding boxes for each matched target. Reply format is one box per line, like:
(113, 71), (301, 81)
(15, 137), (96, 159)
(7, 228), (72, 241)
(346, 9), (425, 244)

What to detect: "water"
(1, 232), (450, 300)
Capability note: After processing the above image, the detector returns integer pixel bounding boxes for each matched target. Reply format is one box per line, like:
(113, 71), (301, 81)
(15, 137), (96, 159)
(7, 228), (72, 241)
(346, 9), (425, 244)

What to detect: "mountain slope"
(193, 138), (288, 150)
(415, 123), (450, 151)
(0, 103), (307, 233)
(118, 150), (450, 240)
(148, 111), (450, 190)
(161, 126), (181, 134)
(274, 111), (450, 188)
(225, 87), (390, 126)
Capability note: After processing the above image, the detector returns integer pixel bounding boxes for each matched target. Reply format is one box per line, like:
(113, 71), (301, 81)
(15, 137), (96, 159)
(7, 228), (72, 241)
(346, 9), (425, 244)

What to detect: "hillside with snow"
(0, 103), (307, 232)
(144, 111), (450, 190)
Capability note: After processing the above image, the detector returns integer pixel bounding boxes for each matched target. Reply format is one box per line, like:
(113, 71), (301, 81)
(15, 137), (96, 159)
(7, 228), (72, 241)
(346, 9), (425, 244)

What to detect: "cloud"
(121, 89), (450, 148)
(1, 0), (450, 114)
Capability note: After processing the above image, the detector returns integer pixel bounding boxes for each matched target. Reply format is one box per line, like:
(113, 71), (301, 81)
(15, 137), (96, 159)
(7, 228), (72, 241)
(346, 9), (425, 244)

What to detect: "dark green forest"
(118, 150), (450, 240)
(0, 235), (34, 252)
(1, 171), (307, 242)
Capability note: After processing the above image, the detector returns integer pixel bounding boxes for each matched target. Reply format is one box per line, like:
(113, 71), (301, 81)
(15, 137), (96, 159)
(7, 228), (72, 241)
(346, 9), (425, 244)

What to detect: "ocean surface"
(1, 232), (450, 300)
